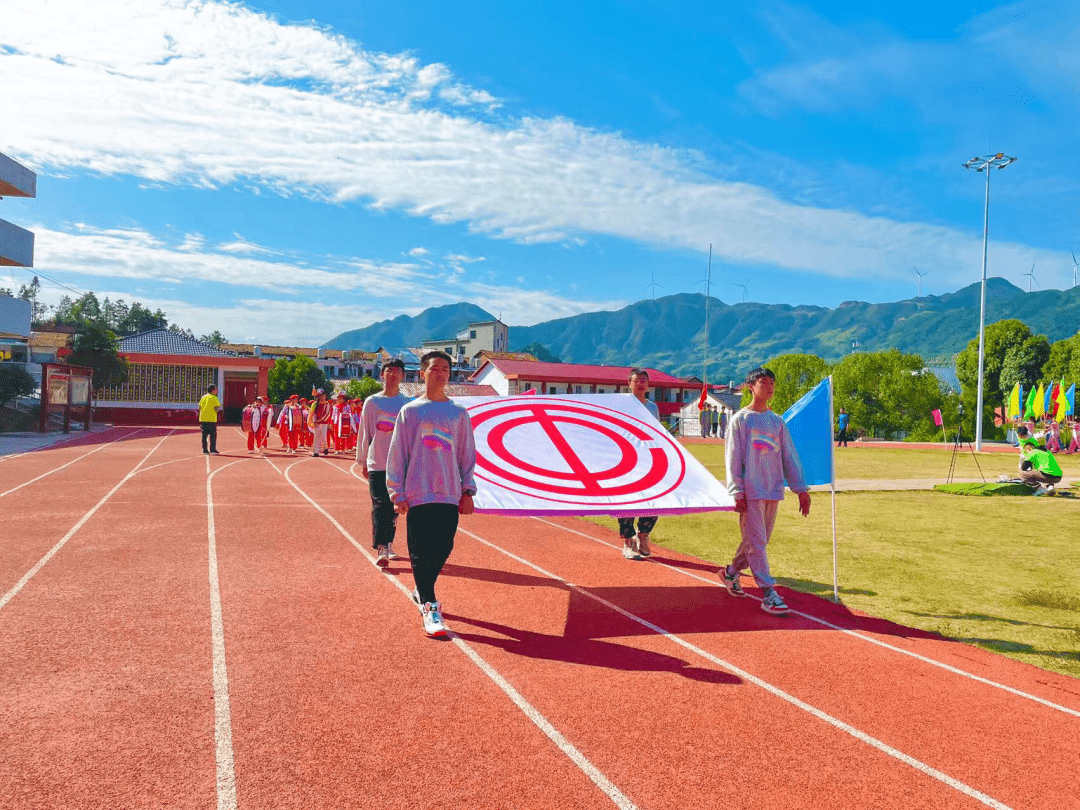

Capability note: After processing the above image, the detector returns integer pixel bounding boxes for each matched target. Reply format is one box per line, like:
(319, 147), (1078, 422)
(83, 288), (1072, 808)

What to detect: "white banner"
(453, 394), (734, 516)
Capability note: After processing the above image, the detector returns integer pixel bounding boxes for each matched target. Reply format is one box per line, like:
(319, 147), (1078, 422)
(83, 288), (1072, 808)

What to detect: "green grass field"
(588, 445), (1080, 679)
(691, 443), (1080, 483)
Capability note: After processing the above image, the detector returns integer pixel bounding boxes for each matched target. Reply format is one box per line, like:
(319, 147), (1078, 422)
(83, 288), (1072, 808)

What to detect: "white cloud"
(407, 247), (430, 257)
(1, 0), (1074, 291)
(28, 220), (617, 337)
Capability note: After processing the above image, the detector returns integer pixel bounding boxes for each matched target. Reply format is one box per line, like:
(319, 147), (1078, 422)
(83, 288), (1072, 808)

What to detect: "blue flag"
(1068, 383), (1076, 417)
(1044, 383), (1053, 413)
(782, 377), (834, 486)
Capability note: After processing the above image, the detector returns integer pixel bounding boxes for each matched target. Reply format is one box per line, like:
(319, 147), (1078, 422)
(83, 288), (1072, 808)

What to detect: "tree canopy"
(342, 377), (384, 401)
(267, 356), (332, 403)
(0, 364), (37, 410)
(66, 324), (129, 392)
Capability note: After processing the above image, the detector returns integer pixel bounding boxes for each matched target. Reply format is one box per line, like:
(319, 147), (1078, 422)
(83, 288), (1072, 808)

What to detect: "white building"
(421, 319), (509, 366)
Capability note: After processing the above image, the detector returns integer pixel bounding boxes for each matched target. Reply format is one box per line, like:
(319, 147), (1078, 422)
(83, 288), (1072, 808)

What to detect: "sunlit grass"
(585, 447), (1080, 679)
(687, 442), (1080, 482)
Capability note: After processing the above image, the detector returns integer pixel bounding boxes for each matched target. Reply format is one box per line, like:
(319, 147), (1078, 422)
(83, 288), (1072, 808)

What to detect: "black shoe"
(203, 450), (210, 455)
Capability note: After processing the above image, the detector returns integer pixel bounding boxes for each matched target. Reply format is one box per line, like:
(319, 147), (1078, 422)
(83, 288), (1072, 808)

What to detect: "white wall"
(0, 294), (32, 337)
(472, 364), (510, 396)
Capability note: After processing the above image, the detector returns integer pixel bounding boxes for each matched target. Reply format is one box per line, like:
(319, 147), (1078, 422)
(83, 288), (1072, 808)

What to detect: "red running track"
(1, 429), (1077, 809)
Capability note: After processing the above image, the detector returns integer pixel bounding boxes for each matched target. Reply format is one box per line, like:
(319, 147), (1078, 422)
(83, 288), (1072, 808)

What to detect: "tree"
(955, 319), (1033, 439)
(17, 276), (47, 323)
(0, 364), (36, 411)
(122, 303), (168, 333)
(168, 324), (195, 339)
(199, 331), (228, 348)
(740, 353), (830, 414)
(519, 342), (562, 363)
(833, 350), (945, 440)
(66, 324), (129, 392)
(267, 355), (332, 403)
(1000, 336), (1051, 394)
(1043, 333), (1080, 382)
(343, 377), (383, 401)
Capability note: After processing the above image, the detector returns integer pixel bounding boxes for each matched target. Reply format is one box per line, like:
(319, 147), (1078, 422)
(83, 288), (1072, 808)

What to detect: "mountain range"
(323, 278), (1080, 380)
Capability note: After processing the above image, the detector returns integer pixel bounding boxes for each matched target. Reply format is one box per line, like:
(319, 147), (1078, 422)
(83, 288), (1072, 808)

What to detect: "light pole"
(962, 152), (1016, 451)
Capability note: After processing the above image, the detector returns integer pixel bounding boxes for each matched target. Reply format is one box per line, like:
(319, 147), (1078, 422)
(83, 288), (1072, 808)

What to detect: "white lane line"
(0, 430), (174, 613)
(531, 517), (1080, 719)
(0, 427), (148, 497)
(290, 461), (638, 810)
(459, 524), (1013, 810)
(205, 458), (245, 810)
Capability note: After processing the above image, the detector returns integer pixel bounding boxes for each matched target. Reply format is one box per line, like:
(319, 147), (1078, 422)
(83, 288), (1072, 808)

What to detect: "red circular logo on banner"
(466, 399), (686, 506)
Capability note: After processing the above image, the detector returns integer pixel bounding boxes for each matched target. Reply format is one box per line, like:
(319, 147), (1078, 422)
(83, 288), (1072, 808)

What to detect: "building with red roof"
(468, 357), (699, 419)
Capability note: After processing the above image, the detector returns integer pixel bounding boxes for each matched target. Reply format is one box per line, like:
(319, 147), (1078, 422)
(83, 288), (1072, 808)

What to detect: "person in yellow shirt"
(198, 384), (223, 455)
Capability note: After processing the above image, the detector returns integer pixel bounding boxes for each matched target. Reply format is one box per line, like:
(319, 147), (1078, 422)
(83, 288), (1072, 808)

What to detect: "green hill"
(321, 279), (1080, 379)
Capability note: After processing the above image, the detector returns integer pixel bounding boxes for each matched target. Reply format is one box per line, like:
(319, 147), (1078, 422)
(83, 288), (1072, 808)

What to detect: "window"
(470, 330), (477, 339)
(597, 388), (605, 394)
(444, 346), (453, 355)
(549, 386), (559, 394)
(574, 385), (583, 394)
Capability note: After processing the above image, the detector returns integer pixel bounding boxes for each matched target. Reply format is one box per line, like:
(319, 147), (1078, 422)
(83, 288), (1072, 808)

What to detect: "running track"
(1, 428), (1077, 810)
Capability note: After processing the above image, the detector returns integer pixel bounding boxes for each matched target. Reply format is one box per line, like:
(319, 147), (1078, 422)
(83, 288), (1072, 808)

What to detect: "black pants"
(201, 422), (218, 453)
(368, 471), (398, 550)
(618, 516), (658, 540)
(837, 428), (848, 447)
(407, 503), (459, 604)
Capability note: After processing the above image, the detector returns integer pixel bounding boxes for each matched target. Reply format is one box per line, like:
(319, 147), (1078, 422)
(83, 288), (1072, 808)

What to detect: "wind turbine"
(733, 279), (750, 304)
(914, 266), (929, 298)
(645, 271), (663, 300)
(1023, 263), (1038, 292)
(1072, 252), (1078, 288)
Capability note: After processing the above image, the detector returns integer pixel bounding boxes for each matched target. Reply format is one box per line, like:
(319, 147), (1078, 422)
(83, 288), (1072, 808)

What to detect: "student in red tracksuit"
(243, 396), (265, 454)
(258, 398), (273, 449)
(308, 389), (334, 456)
(333, 393), (352, 454)
(298, 399), (312, 448)
(277, 394), (302, 454)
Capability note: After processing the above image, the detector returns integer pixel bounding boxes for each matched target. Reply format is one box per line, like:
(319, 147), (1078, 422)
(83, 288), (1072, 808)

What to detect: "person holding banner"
(387, 351), (477, 638)
(618, 368), (661, 560)
(720, 366), (811, 615)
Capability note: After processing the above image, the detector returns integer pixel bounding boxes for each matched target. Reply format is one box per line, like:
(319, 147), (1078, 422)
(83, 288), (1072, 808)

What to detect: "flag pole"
(827, 375), (839, 601)
(703, 245), (711, 380)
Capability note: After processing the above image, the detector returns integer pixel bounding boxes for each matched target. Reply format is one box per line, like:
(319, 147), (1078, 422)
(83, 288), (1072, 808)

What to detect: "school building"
(95, 329), (275, 425)
(468, 357), (699, 423)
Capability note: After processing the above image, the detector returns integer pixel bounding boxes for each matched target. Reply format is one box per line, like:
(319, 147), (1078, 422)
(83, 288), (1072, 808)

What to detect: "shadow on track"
(448, 614), (743, 685)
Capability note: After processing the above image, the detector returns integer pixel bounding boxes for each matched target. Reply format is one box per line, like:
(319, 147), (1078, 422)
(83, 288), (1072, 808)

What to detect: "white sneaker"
(636, 532), (651, 557)
(386, 542), (398, 560)
(375, 546), (389, 567)
(422, 602), (447, 637)
(1033, 485), (1049, 497)
(622, 537), (641, 560)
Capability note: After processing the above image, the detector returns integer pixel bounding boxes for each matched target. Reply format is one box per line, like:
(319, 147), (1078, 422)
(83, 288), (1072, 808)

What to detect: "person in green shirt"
(198, 384), (223, 455)
(1017, 426), (1062, 495)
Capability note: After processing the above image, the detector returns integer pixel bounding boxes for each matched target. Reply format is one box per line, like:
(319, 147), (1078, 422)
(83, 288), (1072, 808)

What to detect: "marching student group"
(203, 352), (812, 638)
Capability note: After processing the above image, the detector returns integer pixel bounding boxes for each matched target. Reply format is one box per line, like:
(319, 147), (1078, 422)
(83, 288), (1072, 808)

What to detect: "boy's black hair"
(1017, 425), (1029, 437)
(745, 367), (776, 385)
(628, 367), (649, 380)
(420, 350), (453, 371)
(383, 358), (406, 372)
(207, 384), (217, 393)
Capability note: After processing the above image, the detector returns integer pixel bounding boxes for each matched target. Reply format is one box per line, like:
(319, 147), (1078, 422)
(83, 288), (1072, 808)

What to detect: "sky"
(2, 0), (1078, 347)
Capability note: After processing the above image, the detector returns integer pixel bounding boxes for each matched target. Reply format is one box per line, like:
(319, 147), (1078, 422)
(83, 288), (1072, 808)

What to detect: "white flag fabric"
(452, 394), (734, 516)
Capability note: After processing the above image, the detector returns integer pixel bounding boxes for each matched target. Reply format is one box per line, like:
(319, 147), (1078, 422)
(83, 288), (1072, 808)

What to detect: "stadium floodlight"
(962, 152), (1017, 451)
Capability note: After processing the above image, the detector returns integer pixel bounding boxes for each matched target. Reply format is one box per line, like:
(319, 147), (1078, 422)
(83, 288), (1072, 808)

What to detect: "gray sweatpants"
(732, 499), (779, 588)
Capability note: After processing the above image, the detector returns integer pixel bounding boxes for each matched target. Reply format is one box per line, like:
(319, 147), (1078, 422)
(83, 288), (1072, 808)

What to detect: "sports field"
(1, 426), (1077, 809)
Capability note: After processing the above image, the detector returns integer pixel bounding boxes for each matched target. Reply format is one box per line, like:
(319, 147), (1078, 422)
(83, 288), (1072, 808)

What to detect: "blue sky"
(2, 0), (1078, 346)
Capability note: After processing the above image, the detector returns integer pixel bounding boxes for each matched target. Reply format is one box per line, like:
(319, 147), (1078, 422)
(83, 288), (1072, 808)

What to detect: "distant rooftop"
(120, 328), (237, 357)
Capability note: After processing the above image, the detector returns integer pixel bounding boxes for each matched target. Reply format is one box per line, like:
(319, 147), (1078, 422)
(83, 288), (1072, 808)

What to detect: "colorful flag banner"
(932, 408), (944, 427)
(1024, 385), (1037, 419)
(1006, 383), (1020, 420)
(453, 394), (734, 516)
(1054, 379), (1070, 421)
(782, 377), (834, 487)
(1034, 383), (1046, 418)
(1067, 384), (1076, 417)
